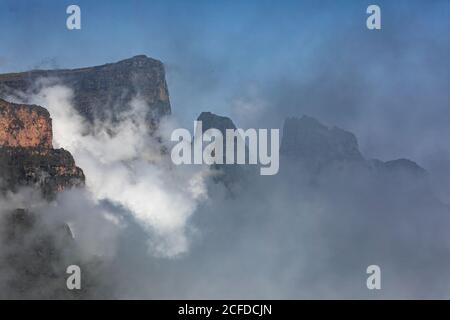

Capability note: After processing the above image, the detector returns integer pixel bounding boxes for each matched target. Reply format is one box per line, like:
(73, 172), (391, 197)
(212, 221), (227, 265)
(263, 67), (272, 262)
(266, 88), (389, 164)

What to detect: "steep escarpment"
(0, 147), (84, 197)
(0, 99), (91, 299)
(0, 99), (84, 198)
(0, 99), (52, 148)
(0, 55), (171, 128)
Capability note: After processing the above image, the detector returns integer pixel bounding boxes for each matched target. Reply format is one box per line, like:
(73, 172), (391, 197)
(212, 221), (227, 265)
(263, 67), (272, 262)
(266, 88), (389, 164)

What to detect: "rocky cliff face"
(0, 99), (88, 299)
(281, 116), (364, 166)
(280, 115), (430, 194)
(0, 55), (171, 128)
(198, 112), (237, 133)
(0, 147), (84, 197)
(0, 99), (84, 198)
(197, 112), (257, 191)
(0, 99), (52, 148)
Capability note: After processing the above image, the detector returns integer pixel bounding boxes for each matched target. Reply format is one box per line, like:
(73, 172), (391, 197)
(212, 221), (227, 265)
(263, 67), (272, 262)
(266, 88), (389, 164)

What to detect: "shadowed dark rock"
(0, 147), (85, 199)
(281, 115), (364, 165)
(196, 112), (257, 192)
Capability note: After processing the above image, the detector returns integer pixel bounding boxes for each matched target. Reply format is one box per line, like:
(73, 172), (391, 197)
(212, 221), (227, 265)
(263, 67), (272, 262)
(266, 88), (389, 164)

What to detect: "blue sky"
(2, 1), (447, 77)
(0, 0), (356, 71)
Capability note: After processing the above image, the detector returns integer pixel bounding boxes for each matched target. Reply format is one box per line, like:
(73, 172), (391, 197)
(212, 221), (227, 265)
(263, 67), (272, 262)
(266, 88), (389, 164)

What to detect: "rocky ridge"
(0, 55), (171, 129)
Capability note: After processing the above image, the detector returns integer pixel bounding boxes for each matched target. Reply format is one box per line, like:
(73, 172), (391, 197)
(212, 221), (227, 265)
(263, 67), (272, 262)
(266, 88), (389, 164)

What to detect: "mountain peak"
(131, 54), (149, 59)
(383, 158), (427, 177)
(197, 112), (237, 134)
(281, 115), (364, 164)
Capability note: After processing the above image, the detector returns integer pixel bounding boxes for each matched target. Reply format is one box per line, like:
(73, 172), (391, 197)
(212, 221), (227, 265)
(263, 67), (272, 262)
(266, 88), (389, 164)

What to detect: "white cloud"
(28, 84), (208, 257)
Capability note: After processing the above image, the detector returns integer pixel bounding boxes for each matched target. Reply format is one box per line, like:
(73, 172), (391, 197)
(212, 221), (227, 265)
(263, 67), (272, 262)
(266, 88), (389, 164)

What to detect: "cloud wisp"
(25, 84), (209, 258)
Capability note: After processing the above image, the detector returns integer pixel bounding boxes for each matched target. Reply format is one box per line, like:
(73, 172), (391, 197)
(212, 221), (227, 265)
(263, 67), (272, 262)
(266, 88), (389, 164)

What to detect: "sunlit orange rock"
(0, 99), (84, 198)
(0, 99), (53, 149)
